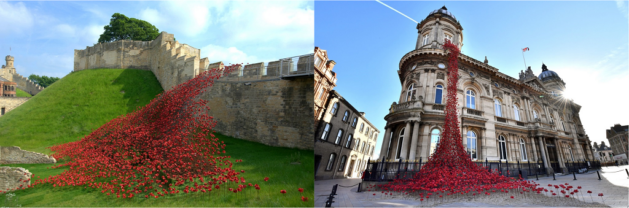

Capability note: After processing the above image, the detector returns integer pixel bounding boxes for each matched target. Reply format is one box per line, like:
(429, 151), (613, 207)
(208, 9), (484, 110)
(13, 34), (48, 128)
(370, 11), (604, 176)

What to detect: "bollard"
(626, 168), (629, 177)
(597, 170), (601, 180)
(552, 172), (556, 180)
(572, 171), (577, 180)
(536, 171), (539, 180)
(357, 183), (361, 193)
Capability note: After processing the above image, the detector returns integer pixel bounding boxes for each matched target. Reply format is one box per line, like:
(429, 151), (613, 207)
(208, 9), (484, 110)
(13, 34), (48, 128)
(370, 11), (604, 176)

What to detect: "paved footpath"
(315, 165), (629, 207)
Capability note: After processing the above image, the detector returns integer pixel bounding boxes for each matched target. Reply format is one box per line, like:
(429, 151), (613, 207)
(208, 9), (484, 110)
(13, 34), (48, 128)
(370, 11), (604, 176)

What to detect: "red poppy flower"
(264, 177), (269, 182)
(298, 188), (304, 193)
(280, 190), (286, 194)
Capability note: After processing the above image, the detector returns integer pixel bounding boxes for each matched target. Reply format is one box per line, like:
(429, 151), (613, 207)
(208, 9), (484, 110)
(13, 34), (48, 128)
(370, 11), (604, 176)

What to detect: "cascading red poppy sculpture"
(381, 40), (539, 201)
(29, 65), (246, 199)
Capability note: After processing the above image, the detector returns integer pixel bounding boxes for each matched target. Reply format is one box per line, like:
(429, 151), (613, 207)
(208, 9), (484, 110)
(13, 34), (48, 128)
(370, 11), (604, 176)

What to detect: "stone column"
(379, 127), (392, 160)
(426, 70), (435, 103)
(409, 121), (421, 161)
(420, 124), (432, 159)
(538, 136), (551, 175)
(462, 125), (468, 151)
(530, 137), (539, 162)
(400, 121), (412, 160)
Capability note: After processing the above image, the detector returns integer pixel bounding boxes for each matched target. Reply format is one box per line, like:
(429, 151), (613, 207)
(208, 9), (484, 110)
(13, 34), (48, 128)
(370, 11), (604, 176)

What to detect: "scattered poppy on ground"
(280, 190), (286, 194)
(264, 177), (269, 182)
(298, 188), (304, 193)
(301, 196), (308, 201)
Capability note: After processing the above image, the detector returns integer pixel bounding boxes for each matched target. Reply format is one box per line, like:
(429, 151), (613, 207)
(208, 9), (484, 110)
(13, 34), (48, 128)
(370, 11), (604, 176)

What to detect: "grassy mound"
(1, 133), (315, 207)
(0, 69), (163, 154)
(15, 88), (32, 97)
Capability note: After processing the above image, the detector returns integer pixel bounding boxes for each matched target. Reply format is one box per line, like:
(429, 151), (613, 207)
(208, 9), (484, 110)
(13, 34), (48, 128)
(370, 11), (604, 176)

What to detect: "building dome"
(428, 6), (457, 21)
(538, 63), (561, 82)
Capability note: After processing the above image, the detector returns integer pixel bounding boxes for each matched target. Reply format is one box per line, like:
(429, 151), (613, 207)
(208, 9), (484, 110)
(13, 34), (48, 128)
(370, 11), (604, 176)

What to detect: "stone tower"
(4, 55), (16, 74)
(415, 6), (464, 50)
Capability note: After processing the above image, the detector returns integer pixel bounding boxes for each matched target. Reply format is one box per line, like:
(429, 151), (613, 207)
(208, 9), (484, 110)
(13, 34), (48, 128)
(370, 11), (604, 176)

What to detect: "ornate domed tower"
(415, 6), (464, 50)
(537, 63), (565, 96)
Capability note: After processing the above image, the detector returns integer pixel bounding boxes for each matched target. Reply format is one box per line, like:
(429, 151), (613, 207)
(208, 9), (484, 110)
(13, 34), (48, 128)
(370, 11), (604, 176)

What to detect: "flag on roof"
(522, 47), (530, 52)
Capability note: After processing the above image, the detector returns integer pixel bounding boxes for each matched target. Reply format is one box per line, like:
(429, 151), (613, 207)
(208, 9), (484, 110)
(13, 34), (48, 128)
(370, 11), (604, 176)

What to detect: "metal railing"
(278, 53), (314, 78)
(465, 108), (483, 116)
(362, 158), (550, 182)
(432, 104), (445, 111)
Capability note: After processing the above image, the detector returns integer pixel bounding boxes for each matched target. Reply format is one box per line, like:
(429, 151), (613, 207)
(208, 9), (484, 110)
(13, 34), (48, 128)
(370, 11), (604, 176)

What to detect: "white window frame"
(321, 124), (331, 140)
(335, 129), (344, 144)
(494, 99), (502, 117)
(396, 128), (405, 160)
(429, 129), (441, 157)
(435, 84), (444, 104)
(338, 155), (347, 171)
(466, 90), (476, 109)
(520, 138), (528, 161)
(467, 130), (477, 160)
(345, 134), (353, 148)
(422, 34), (429, 46)
(514, 104), (520, 121)
(342, 111), (349, 122)
(499, 135), (507, 160)
(406, 83), (415, 102)
(330, 102), (339, 115)
(326, 153), (336, 171)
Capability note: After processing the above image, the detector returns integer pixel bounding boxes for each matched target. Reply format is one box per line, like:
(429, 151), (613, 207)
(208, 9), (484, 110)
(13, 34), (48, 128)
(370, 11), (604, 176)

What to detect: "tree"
(98, 13), (160, 43)
(28, 74), (60, 88)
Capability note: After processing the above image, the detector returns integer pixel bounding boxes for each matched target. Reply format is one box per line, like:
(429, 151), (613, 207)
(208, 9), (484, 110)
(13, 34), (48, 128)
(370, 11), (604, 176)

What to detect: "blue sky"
(315, 1), (629, 157)
(0, 1), (313, 78)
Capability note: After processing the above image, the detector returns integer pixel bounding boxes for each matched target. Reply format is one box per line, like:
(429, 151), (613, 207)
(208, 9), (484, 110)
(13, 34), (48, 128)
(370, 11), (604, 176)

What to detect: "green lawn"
(1, 133), (314, 207)
(15, 88), (32, 97)
(0, 69), (164, 154)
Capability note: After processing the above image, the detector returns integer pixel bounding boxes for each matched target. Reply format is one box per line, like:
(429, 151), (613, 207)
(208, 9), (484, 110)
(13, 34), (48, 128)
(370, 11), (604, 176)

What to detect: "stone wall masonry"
(0, 146), (56, 164)
(0, 97), (30, 117)
(12, 74), (43, 95)
(0, 166), (31, 192)
(200, 77), (314, 150)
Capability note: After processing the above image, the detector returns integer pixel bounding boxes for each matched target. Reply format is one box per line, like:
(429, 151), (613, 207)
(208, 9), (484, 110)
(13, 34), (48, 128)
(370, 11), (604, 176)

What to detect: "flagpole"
(521, 49), (527, 70)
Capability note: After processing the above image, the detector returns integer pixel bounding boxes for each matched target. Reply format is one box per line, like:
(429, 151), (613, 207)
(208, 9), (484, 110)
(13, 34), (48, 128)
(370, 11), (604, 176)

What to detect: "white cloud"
(201, 44), (259, 65)
(139, 1), (220, 37)
(0, 1), (34, 34)
(617, 0), (628, 18)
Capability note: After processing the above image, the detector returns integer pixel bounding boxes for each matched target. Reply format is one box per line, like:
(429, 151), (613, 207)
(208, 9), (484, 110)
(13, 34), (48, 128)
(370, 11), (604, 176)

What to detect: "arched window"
(365, 144), (370, 154)
(466, 90), (476, 109)
(338, 155), (347, 171)
(422, 34), (429, 46)
(359, 123), (365, 132)
(361, 141), (366, 153)
(561, 118), (566, 131)
(494, 99), (502, 117)
(370, 146), (375, 156)
(356, 159), (362, 172)
(406, 84), (416, 102)
(396, 128), (405, 159)
(345, 134), (353, 148)
(568, 147), (574, 161)
(352, 117), (358, 127)
(498, 135), (507, 160)
(429, 129), (441, 157)
(355, 139), (361, 151)
(514, 104), (520, 121)
(326, 153), (336, 171)
(533, 110), (538, 119)
(435, 85), (443, 104)
(330, 102), (339, 115)
(342, 111), (349, 122)
(318, 88), (325, 100)
(366, 127), (370, 136)
(467, 131), (477, 160)
(334, 129), (344, 144)
(321, 124), (331, 140)
(520, 138), (528, 161)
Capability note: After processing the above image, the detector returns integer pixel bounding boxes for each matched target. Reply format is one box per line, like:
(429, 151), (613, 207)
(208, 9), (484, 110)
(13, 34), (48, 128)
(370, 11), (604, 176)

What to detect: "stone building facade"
(592, 142), (614, 163)
(0, 56), (41, 117)
(315, 90), (380, 180)
(606, 124), (628, 164)
(379, 6), (594, 175)
(314, 47), (337, 127)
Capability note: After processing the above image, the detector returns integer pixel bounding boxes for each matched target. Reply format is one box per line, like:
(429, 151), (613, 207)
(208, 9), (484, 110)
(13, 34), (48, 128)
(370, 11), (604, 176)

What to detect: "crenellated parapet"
(12, 73), (44, 95)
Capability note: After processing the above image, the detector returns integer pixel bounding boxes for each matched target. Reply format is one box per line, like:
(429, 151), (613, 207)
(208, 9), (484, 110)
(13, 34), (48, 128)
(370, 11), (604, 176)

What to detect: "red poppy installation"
(29, 65), (246, 199)
(380, 40), (539, 202)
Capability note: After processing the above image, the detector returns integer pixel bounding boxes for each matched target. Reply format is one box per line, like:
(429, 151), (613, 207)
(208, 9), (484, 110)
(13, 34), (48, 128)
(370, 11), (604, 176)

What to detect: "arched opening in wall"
(498, 135), (507, 160)
(429, 128), (441, 157)
(467, 130), (477, 160)
(435, 84), (444, 104)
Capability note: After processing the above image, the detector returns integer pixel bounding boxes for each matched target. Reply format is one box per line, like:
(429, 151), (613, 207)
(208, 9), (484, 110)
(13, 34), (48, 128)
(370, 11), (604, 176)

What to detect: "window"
(422, 34), (429, 46)
(429, 129), (441, 157)
(345, 134), (353, 148)
(467, 131), (477, 160)
(396, 128), (405, 159)
(342, 111), (349, 122)
(356, 160), (361, 172)
(466, 90), (476, 109)
(366, 127), (370, 136)
(334, 129), (344, 144)
(568, 147), (574, 161)
(326, 153), (336, 171)
(444, 34), (453, 43)
(370, 146), (375, 156)
(315, 55), (322, 68)
(359, 123), (365, 132)
(561, 119), (566, 131)
(406, 84), (416, 102)
(361, 142), (366, 153)
(321, 124), (331, 140)
(514, 104), (520, 121)
(338, 155), (347, 171)
(317, 88), (325, 100)
(533, 110), (538, 119)
(355, 139), (361, 151)
(494, 99), (502, 117)
(435, 85), (443, 104)
(499, 135), (507, 160)
(351, 117), (358, 127)
(520, 138), (528, 161)
(330, 102), (339, 115)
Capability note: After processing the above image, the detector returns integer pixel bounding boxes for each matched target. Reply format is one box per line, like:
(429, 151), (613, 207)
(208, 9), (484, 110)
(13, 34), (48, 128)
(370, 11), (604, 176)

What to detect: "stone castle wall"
(200, 76), (314, 150)
(12, 74), (44, 95)
(0, 97), (30, 117)
(74, 32), (203, 91)
(74, 32), (316, 150)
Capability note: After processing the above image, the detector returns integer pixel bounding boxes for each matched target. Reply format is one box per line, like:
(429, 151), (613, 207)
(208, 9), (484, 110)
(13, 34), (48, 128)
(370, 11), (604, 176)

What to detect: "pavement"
(315, 165), (629, 207)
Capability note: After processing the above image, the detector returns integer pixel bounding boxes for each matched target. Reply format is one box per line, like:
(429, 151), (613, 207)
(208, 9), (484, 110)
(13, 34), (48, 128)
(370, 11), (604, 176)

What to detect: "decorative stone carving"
(482, 83), (491, 95)
(437, 72), (445, 80)
(484, 56), (488, 64)
(492, 90), (503, 99)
